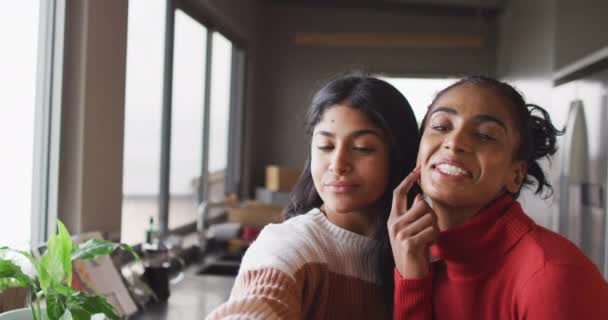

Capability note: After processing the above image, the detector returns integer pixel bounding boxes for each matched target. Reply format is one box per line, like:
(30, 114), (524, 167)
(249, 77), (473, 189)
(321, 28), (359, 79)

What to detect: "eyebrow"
(430, 106), (508, 131)
(315, 129), (383, 139)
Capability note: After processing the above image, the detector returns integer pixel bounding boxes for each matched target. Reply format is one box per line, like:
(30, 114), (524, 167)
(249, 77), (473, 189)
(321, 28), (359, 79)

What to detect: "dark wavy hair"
(283, 74), (420, 313)
(421, 75), (565, 198)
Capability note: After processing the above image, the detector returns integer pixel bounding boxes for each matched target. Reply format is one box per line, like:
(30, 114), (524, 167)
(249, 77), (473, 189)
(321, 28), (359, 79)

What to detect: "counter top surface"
(130, 266), (234, 319)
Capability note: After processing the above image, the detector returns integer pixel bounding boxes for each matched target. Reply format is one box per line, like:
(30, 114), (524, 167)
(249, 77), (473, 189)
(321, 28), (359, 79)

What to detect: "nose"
(443, 129), (471, 153)
(329, 146), (352, 175)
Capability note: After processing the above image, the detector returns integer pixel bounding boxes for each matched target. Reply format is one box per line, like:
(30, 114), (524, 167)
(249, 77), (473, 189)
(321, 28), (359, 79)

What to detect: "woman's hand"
(388, 168), (440, 278)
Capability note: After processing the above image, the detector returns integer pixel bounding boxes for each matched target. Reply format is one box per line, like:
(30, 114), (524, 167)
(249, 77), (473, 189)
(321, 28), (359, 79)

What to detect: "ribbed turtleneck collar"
(430, 195), (535, 278)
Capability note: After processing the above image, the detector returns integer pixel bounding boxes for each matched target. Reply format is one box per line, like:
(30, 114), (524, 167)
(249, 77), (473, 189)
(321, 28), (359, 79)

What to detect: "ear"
(505, 160), (526, 193)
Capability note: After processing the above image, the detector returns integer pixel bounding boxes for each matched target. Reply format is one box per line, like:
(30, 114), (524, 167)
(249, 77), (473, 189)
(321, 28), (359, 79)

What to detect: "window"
(207, 32), (233, 202)
(0, 1), (62, 248)
(122, 0), (166, 244)
(122, 2), (247, 241)
(168, 10), (207, 229)
(0, 1), (40, 248)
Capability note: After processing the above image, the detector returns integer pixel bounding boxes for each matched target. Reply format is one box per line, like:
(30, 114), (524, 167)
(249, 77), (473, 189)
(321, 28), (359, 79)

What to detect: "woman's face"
(311, 105), (390, 215)
(417, 84), (525, 212)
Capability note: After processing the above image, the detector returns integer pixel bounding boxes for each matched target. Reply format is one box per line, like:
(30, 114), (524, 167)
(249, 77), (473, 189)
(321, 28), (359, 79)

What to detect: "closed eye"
(353, 147), (375, 153)
(431, 125), (448, 132)
(476, 132), (496, 141)
(317, 145), (334, 151)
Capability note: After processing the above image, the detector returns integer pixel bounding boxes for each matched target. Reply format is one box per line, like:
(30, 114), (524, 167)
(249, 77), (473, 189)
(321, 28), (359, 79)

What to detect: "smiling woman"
(417, 83), (526, 228)
(390, 75), (608, 320)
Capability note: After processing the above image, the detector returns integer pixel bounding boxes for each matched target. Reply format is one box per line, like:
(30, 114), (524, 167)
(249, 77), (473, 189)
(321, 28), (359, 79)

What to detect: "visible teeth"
(436, 164), (468, 176)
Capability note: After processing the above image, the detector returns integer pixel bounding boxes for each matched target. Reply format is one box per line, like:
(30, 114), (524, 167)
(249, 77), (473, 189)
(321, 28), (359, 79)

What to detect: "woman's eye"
(353, 146), (375, 153)
(476, 132), (496, 141)
(431, 125), (447, 132)
(317, 145), (334, 151)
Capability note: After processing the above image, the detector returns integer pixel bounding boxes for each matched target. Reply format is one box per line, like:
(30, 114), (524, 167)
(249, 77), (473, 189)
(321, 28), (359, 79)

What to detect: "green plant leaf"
(59, 309), (73, 320)
(46, 291), (68, 320)
(55, 283), (76, 296)
(0, 249), (38, 274)
(72, 239), (139, 262)
(40, 220), (73, 291)
(1, 248), (41, 293)
(57, 221), (73, 287)
(65, 307), (90, 320)
(66, 291), (119, 320)
(71, 240), (119, 261)
(2, 222), (134, 320)
(0, 259), (34, 291)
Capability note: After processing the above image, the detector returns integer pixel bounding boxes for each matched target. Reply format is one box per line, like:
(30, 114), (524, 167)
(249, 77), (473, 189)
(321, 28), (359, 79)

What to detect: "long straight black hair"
(284, 74), (420, 313)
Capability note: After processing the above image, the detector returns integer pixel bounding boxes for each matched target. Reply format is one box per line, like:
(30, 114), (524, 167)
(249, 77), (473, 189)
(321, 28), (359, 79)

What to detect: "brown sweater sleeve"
(206, 268), (303, 319)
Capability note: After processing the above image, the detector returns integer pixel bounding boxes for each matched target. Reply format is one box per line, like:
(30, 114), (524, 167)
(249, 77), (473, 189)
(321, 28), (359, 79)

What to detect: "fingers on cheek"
(395, 214), (432, 240)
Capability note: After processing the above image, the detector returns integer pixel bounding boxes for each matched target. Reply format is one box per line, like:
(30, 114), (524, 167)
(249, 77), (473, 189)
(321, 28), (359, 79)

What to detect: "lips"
(325, 181), (359, 193)
(431, 160), (472, 177)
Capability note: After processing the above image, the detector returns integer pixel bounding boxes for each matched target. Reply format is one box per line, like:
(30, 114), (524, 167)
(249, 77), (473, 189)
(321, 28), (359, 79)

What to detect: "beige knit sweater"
(206, 209), (389, 319)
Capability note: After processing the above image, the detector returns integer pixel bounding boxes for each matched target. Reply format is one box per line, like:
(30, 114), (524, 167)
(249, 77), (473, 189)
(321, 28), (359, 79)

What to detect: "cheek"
(416, 148), (426, 166)
(482, 151), (512, 170)
(361, 154), (390, 188)
(310, 150), (335, 192)
(416, 137), (434, 168)
(310, 154), (324, 183)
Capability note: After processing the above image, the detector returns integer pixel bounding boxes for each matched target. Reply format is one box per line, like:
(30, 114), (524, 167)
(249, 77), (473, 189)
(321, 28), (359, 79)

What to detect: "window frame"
(31, 0), (65, 245)
(155, 0), (247, 236)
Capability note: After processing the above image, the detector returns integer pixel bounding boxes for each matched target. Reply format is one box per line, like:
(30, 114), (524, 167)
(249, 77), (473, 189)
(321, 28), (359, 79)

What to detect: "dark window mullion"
(158, 0), (176, 237)
(226, 47), (245, 197)
(199, 29), (214, 203)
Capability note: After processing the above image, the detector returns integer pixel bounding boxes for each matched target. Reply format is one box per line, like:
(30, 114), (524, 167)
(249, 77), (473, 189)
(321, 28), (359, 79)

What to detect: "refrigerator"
(552, 66), (608, 278)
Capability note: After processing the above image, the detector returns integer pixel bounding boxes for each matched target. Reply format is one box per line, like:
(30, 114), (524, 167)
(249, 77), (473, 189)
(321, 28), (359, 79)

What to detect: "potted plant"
(0, 221), (138, 320)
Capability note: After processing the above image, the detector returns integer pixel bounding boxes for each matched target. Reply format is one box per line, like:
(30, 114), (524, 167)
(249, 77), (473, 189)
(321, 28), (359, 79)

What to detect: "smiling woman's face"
(417, 84), (526, 212)
(311, 105), (389, 216)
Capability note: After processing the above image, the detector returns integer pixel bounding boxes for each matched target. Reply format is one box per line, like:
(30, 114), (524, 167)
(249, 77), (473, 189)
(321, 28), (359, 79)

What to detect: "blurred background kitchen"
(2, 0), (608, 317)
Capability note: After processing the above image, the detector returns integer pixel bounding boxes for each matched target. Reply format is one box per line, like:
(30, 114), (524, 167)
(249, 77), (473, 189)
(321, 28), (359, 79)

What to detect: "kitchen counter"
(130, 266), (234, 319)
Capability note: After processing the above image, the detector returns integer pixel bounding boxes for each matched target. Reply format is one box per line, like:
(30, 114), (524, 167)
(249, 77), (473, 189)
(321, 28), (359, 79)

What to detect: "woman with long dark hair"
(208, 74), (420, 319)
(390, 76), (608, 319)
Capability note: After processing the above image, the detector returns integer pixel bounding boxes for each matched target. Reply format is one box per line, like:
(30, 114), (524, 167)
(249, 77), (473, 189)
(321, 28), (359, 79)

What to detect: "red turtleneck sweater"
(394, 195), (608, 320)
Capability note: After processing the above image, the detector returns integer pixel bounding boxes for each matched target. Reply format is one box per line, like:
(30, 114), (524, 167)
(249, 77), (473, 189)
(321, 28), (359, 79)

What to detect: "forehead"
(431, 84), (516, 126)
(315, 105), (378, 130)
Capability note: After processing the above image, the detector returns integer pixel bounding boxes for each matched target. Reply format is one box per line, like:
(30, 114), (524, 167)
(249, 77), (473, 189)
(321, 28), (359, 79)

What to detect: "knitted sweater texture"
(207, 208), (389, 319)
(394, 195), (608, 320)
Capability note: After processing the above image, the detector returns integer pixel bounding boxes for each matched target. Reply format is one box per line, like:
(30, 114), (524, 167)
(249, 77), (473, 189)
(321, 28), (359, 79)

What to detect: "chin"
(423, 186), (471, 207)
(326, 204), (356, 214)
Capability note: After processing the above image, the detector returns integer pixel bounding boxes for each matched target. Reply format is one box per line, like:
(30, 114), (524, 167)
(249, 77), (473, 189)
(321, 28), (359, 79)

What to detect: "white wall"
(497, 0), (558, 228)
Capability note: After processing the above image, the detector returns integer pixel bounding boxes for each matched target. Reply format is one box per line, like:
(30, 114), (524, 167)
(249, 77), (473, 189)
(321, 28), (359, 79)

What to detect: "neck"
(431, 200), (485, 231)
(431, 193), (510, 231)
(322, 206), (378, 237)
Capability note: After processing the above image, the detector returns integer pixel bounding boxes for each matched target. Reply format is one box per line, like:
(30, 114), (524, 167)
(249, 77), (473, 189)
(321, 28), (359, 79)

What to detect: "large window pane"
(168, 10), (207, 229)
(0, 1), (40, 248)
(122, 0), (166, 244)
(207, 33), (233, 202)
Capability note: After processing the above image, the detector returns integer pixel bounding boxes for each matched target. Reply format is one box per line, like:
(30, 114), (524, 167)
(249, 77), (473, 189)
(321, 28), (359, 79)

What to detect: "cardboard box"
(227, 201), (283, 227)
(265, 165), (301, 192)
